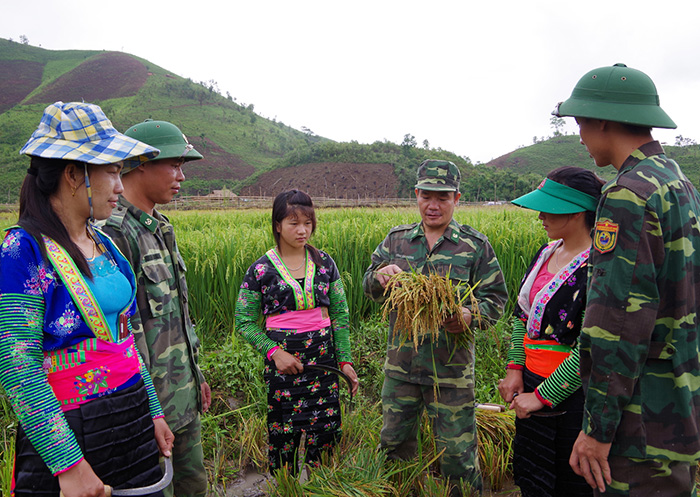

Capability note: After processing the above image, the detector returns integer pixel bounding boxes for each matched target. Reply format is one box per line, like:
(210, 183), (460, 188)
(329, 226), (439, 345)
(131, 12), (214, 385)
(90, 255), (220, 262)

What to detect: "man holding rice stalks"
(362, 159), (508, 495)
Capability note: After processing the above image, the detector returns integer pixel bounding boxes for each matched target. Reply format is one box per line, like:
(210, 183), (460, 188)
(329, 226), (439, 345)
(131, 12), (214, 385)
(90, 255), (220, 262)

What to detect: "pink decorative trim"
(266, 307), (330, 333)
(267, 345), (281, 360)
(46, 335), (141, 409)
(52, 456), (85, 476)
(526, 244), (589, 339)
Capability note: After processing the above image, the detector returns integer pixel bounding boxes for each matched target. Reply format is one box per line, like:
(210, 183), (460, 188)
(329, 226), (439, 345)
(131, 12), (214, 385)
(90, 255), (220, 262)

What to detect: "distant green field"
(0, 205), (546, 494)
(0, 206), (546, 341)
(165, 205), (546, 344)
(0, 212), (16, 230)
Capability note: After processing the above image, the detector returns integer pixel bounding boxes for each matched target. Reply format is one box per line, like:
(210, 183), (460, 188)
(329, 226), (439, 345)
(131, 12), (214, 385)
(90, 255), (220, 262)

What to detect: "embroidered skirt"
(264, 326), (342, 471)
(513, 368), (591, 497)
(13, 378), (163, 497)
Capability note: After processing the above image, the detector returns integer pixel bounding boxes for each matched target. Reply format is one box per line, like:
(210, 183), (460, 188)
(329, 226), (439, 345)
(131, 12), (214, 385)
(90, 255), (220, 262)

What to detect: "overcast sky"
(2, 1), (699, 164)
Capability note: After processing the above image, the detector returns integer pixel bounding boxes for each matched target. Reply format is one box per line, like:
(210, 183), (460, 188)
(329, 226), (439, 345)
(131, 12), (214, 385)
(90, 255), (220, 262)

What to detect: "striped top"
(0, 228), (162, 475)
(507, 241), (588, 407)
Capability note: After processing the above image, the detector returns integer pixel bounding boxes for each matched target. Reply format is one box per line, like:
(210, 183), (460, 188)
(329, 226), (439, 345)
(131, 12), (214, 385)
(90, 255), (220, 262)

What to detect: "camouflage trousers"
(597, 455), (698, 497)
(380, 375), (482, 491)
(163, 414), (208, 497)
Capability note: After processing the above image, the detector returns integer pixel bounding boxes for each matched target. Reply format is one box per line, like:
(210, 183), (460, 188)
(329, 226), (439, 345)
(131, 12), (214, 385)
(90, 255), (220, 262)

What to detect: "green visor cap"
(415, 159), (460, 191)
(553, 63), (676, 129)
(511, 178), (598, 214)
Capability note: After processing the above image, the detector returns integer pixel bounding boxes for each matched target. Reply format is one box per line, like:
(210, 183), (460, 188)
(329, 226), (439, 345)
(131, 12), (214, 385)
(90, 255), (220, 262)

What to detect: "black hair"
(271, 189), (322, 265)
(546, 166), (605, 229)
(620, 123), (653, 136)
(19, 156), (93, 277)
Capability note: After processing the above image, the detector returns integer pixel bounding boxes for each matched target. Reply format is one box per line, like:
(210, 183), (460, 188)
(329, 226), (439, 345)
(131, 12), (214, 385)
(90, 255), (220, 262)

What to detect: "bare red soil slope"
(184, 136), (255, 181)
(27, 52), (147, 104)
(0, 60), (43, 112)
(241, 162), (398, 197)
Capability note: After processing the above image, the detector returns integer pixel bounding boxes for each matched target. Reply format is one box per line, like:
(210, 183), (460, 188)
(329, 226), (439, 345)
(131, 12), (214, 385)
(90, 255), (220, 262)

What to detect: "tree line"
(276, 134), (543, 201)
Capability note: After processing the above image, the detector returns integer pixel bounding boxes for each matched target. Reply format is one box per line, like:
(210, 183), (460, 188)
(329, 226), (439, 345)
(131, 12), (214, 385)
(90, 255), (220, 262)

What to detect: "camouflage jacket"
(102, 197), (204, 431)
(581, 141), (700, 461)
(362, 219), (508, 387)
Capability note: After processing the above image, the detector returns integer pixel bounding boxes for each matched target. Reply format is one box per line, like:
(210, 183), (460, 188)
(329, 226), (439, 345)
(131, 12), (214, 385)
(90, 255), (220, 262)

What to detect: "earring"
(71, 186), (77, 197)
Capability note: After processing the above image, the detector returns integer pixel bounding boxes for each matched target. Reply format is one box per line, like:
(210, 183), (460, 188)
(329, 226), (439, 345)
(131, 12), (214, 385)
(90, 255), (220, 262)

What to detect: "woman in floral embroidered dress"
(235, 189), (358, 474)
(498, 167), (604, 497)
(0, 102), (173, 497)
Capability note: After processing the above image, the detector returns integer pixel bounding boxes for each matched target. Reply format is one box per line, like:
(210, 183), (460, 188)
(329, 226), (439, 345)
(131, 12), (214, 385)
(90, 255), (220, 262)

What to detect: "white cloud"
(2, 0), (699, 162)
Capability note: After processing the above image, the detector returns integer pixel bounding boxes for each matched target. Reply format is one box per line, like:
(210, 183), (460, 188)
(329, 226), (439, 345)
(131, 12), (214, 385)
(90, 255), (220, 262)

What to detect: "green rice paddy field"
(0, 206), (550, 496)
(170, 205), (546, 342)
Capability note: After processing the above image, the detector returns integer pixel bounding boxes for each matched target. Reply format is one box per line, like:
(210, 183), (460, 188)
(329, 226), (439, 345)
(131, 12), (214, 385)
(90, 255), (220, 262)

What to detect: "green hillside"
(0, 37), (479, 200)
(485, 134), (700, 190)
(0, 38), (318, 201)
(2, 38), (698, 204)
(486, 135), (617, 182)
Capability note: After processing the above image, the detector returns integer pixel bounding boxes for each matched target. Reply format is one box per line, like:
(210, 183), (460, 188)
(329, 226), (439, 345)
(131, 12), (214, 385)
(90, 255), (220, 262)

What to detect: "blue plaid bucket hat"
(20, 101), (160, 164)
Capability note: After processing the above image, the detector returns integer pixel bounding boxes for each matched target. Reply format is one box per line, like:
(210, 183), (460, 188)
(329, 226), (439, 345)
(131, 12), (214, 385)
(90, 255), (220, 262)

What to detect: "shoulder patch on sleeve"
(593, 221), (619, 254)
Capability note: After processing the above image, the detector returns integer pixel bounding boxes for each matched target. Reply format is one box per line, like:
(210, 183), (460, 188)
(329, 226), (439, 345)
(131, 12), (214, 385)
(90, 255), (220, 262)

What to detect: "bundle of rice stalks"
(381, 270), (479, 350)
(476, 409), (515, 491)
(270, 446), (397, 497)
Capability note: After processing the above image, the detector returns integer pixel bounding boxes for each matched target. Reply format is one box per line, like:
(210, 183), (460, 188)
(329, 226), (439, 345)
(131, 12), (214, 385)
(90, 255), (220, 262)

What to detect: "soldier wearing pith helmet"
(555, 64), (700, 496)
(101, 120), (210, 497)
(363, 159), (508, 495)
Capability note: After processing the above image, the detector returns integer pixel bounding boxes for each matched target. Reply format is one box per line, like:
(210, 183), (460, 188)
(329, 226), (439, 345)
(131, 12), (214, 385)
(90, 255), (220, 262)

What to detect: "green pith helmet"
(553, 63), (676, 129)
(415, 159), (460, 191)
(122, 119), (203, 173)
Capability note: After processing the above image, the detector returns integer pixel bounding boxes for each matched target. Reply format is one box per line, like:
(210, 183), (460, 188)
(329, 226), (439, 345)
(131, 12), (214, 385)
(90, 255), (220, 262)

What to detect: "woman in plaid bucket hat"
(1, 102), (174, 497)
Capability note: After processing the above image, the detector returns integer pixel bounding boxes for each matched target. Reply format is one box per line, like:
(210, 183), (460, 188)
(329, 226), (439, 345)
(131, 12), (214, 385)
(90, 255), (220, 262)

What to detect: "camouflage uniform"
(580, 141), (700, 495)
(362, 218), (508, 491)
(102, 197), (207, 497)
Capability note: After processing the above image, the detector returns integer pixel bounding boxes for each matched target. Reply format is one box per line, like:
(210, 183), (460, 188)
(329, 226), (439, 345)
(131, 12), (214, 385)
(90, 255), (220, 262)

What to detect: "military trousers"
(380, 375), (482, 491)
(598, 455), (697, 497)
(163, 414), (208, 497)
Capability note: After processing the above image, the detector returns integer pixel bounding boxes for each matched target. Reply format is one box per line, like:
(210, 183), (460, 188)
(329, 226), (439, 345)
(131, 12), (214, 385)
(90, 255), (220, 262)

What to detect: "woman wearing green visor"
(498, 167), (604, 497)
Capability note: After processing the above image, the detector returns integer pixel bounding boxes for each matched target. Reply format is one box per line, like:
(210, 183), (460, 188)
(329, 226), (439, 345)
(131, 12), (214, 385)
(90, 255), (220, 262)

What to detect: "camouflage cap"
(415, 160), (460, 192)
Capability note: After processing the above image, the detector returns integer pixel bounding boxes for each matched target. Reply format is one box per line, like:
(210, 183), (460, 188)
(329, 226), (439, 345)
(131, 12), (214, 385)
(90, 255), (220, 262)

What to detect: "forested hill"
(0, 38), (317, 201)
(482, 134), (700, 200)
(1, 38), (698, 203)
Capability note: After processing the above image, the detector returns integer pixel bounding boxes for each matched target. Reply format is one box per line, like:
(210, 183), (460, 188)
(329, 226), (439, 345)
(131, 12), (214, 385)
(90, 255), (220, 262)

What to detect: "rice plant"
(0, 205), (545, 495)
(476, 410), (516, 491)
(381, 271), (477, 349)
(169, 205), (546, 347)
(0, 394), (16, 497)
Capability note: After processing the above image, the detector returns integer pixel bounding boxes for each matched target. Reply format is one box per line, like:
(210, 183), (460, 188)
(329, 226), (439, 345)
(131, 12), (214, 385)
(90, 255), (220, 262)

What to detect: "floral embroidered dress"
(507, 240), (588, 406)
(506, 240), (592, 497)
(0, 227), (163, 477)
(236, 247), (351, 471)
